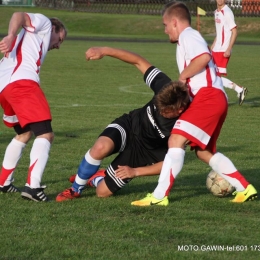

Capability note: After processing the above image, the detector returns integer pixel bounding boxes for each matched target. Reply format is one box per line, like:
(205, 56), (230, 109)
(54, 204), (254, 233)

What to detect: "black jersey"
(129, 66), (177, 150)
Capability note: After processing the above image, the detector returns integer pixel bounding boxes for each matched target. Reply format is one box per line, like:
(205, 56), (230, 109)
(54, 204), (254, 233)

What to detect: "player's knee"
(96, 183), (113, 198)
(15, 131), (33, 143)
(96, 191), (111, 198)
(37, 132), (54, 143)
(168, 134), (187, 148)
(91, 140), (112, 158)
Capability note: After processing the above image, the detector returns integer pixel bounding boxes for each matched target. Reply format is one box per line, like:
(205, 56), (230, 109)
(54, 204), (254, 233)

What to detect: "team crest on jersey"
(175, 121), (181, 128)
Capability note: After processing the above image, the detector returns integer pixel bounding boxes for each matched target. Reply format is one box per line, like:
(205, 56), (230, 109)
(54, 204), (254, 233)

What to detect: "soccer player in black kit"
(56, 47), (190, 202)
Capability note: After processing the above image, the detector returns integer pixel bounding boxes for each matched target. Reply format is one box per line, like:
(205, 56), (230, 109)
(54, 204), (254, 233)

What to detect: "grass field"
(0, 7), (260, 260)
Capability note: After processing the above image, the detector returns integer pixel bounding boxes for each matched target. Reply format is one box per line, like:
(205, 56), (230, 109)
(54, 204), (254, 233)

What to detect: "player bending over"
(0, 12), (67, 201)
(56, 47), (190, 201)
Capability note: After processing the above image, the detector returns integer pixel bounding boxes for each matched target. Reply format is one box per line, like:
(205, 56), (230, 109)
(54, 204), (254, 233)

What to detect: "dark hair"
(50, 17), (67, 37)
(162, 1), (191, 25)
(155, 81), (190, 113)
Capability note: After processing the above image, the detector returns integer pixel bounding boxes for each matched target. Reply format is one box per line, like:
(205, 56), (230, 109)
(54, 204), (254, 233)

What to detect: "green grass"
(0, 6), (260, 42)
(0, 8), (260, 260)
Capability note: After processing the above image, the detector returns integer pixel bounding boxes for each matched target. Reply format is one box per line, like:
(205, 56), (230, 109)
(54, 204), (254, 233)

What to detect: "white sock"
(153, 148), (185, 199)
(27, 138), (51, 188)
(0, 138), (26, 186)
(222, 77), (242, 93)
(209, 152), (245, 191)
(92, 176), (104, 187)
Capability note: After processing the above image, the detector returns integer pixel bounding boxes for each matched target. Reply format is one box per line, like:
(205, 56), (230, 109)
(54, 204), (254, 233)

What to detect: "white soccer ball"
(206, 170), (235, 197)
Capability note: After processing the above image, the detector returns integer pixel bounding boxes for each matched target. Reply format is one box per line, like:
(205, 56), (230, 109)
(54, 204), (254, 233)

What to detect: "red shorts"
(171, 87), (228, 153)
(0, 80), (52, 128)
(211, 51), (230, 76)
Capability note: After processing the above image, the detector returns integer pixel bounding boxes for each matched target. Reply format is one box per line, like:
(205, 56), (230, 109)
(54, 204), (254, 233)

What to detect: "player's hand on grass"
(115, 165), (137, 179)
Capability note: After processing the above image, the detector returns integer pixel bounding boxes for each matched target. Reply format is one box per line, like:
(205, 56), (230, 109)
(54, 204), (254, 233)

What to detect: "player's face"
(48, 27), (66, 51)
(216, 0), (226, 8)
(163, 14), (178, 43)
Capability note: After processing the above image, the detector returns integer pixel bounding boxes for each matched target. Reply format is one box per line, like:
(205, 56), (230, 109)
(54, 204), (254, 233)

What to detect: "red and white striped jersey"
(0, 13), (52, 92)
(176, 27), (223, 97)
(212, 5), (237, 52)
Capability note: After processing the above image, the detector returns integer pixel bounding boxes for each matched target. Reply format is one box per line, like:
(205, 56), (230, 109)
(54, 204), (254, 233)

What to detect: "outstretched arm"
(0, 12), (31, 54)
(86, 46), (152, 75)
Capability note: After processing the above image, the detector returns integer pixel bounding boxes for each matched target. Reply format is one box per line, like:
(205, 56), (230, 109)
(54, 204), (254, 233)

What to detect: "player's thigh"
(0, 90), (19, 127)
(2, 80), (51, 128)
(90, 136), (115, 160)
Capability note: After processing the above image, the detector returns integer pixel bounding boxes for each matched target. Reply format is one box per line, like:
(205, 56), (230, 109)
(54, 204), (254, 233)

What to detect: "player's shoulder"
(223, 5), (234, 14)
(144, 66), (161, 84)
(144, 66), (171, 94)
(180, 27), (198, 40)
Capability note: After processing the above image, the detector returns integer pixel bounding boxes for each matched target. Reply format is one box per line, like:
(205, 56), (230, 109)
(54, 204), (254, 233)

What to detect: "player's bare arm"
(86, 46), (152, 75)
(179, 53), (211, 82)
(0, 12), (30, 54)
(115, 162), (163, 179)
(224, 27), (237, 58)
(211, 38), (216, 50)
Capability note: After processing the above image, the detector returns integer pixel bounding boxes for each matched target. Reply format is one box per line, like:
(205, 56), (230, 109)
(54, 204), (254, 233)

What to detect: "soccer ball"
(206, 170), (235, 197)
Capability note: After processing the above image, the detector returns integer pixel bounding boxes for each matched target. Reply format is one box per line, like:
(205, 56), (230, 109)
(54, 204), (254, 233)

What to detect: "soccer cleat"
(86, 169), (106, 187)
(21, 185), (48, 202)
(0, 183), (19, 193)
(238, 87), (248, 105)
(56, 188), (80, 202)
(131, 193), (169, 206)
(231, 184), (257, 203)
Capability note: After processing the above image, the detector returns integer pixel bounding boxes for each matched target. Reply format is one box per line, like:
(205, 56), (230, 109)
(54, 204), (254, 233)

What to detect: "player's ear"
(178, 107), (184, 114)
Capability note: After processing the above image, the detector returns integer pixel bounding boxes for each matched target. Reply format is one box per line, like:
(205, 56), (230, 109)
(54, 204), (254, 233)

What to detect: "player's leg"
(94, 146), (139, 197)
(21, 120), (53, 202)
(207, 152), (257, 202)
(9, 80), (54, 201)
(56, 121), (128, 202)
(131, 134), (186, 206)
(0, 125), (32, 193)
(71, 137), (113, 192)
(212, 51), (248, 105)
(197, 148), (250, 191)
(195, 102), (257, 203)
(221, 77), (248, 105)
(0, 85), (32, 193)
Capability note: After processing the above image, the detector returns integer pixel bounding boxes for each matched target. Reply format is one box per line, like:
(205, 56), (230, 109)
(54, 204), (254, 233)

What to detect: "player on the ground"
(0, 12), (67, 201)
(211, 0), (248, 105)
(131, 1), (257, 206)
(56, 47), (190, 201)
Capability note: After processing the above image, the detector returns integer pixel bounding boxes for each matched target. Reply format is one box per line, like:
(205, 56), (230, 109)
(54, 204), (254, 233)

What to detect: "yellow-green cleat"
(131, 193), (169, 206)
(231, 184), (257, 203)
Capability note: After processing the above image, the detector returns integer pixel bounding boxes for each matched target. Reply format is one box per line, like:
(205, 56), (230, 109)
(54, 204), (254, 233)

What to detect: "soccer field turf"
(0, 38), (260, 259)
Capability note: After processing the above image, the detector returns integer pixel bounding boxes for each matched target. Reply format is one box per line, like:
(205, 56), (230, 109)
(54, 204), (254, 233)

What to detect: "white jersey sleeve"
(212, 5), (237, 52)
(0, 13), (52, 92)
(176, 27), (223, 97)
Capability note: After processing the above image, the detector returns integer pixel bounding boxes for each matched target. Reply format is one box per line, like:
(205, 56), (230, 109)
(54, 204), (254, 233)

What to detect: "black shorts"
(100, 114), (167, 193)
